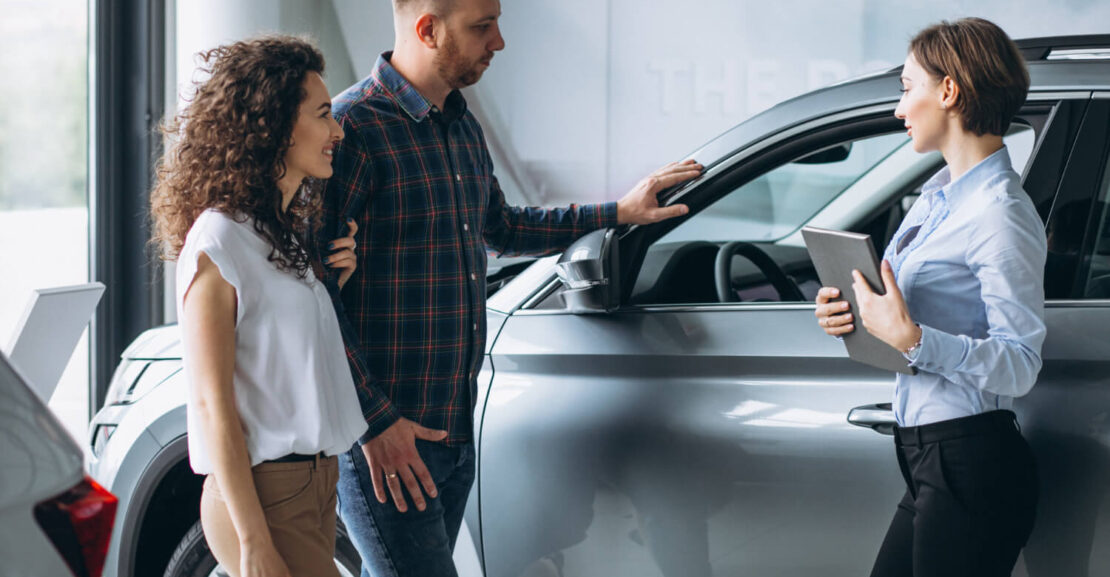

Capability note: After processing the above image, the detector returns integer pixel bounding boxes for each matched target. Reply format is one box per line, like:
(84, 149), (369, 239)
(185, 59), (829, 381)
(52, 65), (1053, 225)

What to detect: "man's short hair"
(910, 18), (1030, 137)
(393, 0), (453, 18)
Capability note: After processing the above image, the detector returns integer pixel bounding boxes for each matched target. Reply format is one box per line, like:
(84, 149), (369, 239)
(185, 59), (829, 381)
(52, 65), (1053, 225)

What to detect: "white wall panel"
(178, 0), (1110, 208)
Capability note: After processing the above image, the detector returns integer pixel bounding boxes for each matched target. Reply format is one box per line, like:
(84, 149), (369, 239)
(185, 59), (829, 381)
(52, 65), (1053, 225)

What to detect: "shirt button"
(462, 223), (469, 231)
(455, 173), (462, 182)
(473, 323), (478, 331)
(470, 272), (477, 281)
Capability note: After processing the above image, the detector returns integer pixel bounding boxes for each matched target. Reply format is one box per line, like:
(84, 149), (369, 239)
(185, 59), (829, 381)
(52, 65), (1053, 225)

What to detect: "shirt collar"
(372, 52), (468, 123)
(919, 146), (1013, 211)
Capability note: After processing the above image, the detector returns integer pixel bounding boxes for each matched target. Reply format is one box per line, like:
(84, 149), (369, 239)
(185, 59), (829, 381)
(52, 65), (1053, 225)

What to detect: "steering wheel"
(715, 241), (806, 303)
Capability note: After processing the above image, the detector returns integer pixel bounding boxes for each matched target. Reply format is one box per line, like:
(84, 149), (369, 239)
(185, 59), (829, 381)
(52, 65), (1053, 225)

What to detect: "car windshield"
(660, 132), (911, 244)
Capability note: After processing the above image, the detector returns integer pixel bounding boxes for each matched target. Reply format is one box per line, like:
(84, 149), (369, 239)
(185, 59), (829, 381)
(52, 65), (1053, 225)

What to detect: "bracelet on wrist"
(902, 324), (923, 358)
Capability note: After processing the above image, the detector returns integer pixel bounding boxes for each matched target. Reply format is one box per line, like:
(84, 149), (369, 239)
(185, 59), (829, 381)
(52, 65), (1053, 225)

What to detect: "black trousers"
(870, 410), (1039, 577)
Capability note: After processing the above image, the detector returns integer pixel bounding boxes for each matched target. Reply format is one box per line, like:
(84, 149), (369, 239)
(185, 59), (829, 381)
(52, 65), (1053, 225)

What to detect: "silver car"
(1, 353), (118, 577)
(89, 35), (1110, 577)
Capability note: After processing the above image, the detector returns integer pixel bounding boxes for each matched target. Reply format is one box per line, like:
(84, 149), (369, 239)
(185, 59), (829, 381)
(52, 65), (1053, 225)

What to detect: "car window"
(626, 123), (1039, 307)
(1006, 124), (1036, 178)
(659, 132), (910, 244)
(629, 130), (929, 306)
(1081, 152), (1110, 299)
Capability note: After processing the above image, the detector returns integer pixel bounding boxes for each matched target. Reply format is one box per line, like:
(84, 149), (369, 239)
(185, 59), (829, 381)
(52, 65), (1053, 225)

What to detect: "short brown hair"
(910, 18), (1029, 136)
(393, 0), (454, 17)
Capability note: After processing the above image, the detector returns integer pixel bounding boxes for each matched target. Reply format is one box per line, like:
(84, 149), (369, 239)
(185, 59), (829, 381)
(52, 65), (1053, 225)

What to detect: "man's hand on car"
(616, 159), (703, 225)
(360, 418), (448, 513)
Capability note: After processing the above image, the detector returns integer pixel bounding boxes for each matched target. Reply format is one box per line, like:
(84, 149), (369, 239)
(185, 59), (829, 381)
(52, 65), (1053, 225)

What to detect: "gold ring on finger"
(386, 473), (398, 480)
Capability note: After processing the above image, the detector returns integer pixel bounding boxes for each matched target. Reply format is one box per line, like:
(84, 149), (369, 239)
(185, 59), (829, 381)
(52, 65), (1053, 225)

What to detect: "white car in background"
(0, 352), (118, 577)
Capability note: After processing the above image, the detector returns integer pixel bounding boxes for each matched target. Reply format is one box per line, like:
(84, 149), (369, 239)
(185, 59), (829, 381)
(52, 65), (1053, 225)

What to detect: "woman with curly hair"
(150, 35), (366, 577)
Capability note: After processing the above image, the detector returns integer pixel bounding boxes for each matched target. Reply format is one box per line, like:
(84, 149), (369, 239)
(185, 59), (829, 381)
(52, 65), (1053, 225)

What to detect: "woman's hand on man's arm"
(326, 218), (359, 289)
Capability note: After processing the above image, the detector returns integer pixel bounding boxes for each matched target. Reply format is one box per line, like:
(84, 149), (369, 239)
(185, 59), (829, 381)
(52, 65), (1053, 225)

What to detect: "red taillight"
(33, 476), (118, 577)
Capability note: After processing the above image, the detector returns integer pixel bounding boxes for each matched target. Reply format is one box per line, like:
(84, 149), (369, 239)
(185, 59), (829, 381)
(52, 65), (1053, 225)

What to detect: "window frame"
(89, 0), (168, 416)
(1044, 96), (1110, 300)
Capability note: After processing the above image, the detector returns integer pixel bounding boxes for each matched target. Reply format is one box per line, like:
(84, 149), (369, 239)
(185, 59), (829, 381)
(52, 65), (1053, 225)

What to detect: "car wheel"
(163, 520), (362, 577)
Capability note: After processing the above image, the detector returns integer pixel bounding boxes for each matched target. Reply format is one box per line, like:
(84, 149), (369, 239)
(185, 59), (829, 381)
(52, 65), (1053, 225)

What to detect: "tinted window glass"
(1082, 153), (1110, 298)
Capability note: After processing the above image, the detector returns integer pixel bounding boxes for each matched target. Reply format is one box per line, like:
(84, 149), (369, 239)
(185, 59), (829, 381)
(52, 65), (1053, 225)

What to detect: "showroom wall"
(464, 0), (1110, 206)
(175, 0), (1110, 209)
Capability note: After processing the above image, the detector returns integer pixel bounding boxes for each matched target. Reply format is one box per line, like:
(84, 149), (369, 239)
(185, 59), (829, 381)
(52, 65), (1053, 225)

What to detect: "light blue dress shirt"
(884, 147), (1047, 427)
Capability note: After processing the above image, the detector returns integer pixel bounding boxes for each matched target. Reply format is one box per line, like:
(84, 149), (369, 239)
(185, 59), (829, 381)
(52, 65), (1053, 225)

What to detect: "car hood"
(120, 324), (183, 361)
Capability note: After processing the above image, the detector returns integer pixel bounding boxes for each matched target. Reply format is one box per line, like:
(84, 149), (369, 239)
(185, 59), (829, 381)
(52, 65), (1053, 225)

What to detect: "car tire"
(163, 520), (363, 577)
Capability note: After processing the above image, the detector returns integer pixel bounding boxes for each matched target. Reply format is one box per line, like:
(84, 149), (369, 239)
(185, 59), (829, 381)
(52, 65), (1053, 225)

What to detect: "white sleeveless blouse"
(176, 209), (367, 474)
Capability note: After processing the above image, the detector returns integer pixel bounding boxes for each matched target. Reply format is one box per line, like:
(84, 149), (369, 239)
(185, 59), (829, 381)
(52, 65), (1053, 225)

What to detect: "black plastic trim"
(1018, 35), (1110, 61)
(90, 0), (167, 416)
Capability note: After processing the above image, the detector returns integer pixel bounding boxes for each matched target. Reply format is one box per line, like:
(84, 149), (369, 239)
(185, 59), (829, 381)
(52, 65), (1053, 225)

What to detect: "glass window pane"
(0, 0), (90, 439)
(1005, 124), (1036, 176)
(660, 132), (910, 244)
(1082, 149), (1110, 299)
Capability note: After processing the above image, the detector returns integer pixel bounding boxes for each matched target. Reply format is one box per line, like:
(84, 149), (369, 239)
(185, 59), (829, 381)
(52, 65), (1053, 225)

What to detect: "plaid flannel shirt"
(322, 53), (617, 445)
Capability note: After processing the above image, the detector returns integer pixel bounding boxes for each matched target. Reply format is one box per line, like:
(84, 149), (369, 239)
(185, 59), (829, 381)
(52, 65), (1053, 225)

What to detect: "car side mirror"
(555, 228), (620, 313)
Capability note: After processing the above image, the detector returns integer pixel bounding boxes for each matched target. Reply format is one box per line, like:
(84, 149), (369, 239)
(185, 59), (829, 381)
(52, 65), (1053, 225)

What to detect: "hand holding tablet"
(801, 227), (915, 375)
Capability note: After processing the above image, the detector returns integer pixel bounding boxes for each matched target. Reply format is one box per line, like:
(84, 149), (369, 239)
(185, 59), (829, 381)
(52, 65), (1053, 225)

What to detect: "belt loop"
(313, 452), (322, 470)
(914, 426), (923, 448)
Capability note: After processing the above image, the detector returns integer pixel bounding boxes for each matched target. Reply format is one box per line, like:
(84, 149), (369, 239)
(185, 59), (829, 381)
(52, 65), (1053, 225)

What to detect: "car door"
(478, 98), (1070, 577)
(1016, 94), (1110, 577)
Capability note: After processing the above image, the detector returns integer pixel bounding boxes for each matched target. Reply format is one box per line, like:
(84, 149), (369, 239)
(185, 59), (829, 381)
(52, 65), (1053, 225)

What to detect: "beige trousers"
(200, 454), (341, 577)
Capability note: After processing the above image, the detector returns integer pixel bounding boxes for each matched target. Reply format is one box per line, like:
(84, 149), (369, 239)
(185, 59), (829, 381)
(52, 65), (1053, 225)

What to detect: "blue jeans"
(337, 439), (476, 577)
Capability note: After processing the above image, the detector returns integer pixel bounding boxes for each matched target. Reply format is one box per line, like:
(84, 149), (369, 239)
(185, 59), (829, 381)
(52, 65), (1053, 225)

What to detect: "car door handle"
(847, 403), (896, 436)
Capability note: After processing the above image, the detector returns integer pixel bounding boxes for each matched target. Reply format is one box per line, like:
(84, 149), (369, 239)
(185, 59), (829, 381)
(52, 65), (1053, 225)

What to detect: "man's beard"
(435, 33), (489, 89)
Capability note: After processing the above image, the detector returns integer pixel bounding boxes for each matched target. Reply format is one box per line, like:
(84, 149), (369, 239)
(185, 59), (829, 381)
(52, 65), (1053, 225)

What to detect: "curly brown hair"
(150, 35), (326, 278)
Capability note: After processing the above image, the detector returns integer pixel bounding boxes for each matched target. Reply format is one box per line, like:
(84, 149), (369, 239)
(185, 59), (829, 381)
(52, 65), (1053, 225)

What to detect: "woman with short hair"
(151, 35), (365, 577)
(815, 18), (1045, 577)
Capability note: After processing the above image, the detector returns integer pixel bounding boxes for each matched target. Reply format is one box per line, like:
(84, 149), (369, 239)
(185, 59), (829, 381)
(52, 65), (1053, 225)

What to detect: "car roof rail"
(1017, 35), (1110, 61)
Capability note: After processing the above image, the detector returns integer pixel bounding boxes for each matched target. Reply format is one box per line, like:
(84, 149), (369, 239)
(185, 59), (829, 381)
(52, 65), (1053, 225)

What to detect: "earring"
(941, 103), (947, 110)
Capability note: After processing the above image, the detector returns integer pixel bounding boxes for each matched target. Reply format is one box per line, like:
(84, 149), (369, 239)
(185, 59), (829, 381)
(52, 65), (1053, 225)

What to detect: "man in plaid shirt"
(322, 0), (702, 574)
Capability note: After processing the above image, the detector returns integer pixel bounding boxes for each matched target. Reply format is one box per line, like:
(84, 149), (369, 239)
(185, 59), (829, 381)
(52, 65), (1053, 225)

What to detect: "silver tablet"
(4, 282), (106, 401)
(801, 227), (914, 375)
